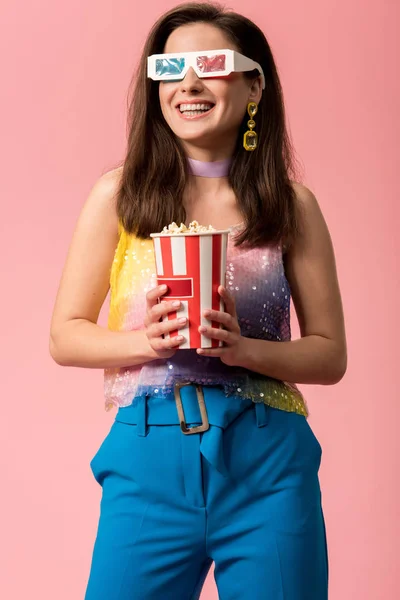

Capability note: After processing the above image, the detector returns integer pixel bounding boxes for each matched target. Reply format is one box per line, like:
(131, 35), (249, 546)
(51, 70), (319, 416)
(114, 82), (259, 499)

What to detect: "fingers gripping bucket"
(150, 229), (230, 349)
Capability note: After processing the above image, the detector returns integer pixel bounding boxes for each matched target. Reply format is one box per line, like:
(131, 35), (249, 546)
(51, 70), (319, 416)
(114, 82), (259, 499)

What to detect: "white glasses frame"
(147, 48), (266, 89)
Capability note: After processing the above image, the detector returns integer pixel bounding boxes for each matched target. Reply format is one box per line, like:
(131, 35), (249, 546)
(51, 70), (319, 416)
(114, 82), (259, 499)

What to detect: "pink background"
(1, 0), (398, 598)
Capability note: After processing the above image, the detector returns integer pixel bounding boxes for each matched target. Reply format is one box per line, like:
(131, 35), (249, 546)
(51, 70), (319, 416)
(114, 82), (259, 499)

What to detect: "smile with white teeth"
(179, 103), (214, 116)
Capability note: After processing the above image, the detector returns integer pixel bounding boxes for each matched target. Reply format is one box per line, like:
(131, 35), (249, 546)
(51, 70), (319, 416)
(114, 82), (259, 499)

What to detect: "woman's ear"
(248, 76), (263, 105)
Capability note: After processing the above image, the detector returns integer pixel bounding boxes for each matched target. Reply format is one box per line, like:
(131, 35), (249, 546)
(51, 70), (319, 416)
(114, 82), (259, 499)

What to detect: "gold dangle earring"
(243, 101), (258, 151)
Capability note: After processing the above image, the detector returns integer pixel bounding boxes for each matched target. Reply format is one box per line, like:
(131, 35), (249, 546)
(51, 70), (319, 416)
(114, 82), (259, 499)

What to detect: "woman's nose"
(179, 67), (204, 93)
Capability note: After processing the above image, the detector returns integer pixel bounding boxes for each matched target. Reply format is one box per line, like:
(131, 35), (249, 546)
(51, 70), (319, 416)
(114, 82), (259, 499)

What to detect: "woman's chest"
(183, 189), (243, 230)
(184, 212), (244, 230)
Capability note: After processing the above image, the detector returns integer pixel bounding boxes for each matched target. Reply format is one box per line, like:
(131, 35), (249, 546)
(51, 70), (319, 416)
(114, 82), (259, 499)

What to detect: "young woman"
(50, 3), (347, 599)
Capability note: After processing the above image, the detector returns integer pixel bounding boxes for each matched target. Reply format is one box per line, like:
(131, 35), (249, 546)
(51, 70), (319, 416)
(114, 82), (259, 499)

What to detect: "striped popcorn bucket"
(150, 229), (230, 349)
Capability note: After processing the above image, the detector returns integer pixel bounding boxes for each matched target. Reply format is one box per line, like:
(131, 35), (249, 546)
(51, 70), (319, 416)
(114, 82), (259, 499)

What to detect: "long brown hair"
(113, 2), (305, 250)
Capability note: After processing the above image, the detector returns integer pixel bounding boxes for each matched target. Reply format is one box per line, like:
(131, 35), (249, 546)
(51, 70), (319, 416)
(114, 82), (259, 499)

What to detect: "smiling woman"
(157, 26), (264, 150)
(48, 2), (346, 599)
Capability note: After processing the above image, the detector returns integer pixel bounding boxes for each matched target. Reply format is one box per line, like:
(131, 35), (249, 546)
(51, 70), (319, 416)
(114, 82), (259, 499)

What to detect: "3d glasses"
(147, 48), (265, 89)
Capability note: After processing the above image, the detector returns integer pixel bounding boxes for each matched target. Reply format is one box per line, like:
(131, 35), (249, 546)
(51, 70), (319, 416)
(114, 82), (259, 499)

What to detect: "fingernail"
(172, 301), (181, 307)
(178, 317), (187, 323)
(199, 326), (206, 332)
(204, 310), (211, 316)
(160, 285), (167, 290)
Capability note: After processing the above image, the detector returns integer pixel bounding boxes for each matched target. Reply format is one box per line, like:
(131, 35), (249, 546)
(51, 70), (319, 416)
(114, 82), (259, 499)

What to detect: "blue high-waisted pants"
(85, 384), (329, 599)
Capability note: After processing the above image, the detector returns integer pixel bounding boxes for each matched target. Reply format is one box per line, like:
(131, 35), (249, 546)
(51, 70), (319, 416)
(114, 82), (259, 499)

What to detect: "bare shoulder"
(286, 179), (335, 277)
(288, 180), (332, 252)
(94, 164), (123, 199)
(100, 164), (124, 184)
(93, 165), (123, 207)
(291, 181), (321, 220)
(81, 166), (123, 237)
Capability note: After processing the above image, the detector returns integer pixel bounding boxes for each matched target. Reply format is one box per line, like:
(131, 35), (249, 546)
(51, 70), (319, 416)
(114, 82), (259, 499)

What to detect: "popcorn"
(160, 220), (216, 234)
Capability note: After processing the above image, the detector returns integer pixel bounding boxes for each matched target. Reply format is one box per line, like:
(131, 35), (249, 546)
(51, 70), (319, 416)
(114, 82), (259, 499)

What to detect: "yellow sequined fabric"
(104, 222), (309, 417)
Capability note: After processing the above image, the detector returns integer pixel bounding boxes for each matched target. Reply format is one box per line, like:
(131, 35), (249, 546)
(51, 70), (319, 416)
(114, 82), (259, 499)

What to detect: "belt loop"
(136, 394), (148, 437)
(255, 401), (270, 428)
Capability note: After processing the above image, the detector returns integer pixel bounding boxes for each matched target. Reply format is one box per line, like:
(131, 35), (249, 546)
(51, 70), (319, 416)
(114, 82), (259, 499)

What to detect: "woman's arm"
(49, 168), (159, 368)
(237, 183), (347, 385)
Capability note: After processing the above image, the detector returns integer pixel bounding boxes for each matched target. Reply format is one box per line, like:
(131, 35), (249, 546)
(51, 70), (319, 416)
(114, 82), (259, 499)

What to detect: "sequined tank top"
(103, 221), (309, 417)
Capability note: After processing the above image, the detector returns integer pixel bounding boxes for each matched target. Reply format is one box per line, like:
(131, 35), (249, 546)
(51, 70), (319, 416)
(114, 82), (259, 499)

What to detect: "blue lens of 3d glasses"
(155, 57), (186, 76)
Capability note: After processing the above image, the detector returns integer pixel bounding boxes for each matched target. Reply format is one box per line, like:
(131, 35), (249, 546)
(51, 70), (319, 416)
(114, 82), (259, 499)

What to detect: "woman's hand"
(196, 285), (247, 367)
(144, 285), (187, 359)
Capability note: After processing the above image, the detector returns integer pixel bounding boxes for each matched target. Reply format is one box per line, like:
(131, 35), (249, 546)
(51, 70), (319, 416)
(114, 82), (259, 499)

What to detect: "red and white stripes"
(152, 233), (228, 349)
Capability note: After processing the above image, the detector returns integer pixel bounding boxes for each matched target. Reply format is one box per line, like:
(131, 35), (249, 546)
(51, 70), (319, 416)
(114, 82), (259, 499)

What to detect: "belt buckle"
(174, 382), (210, 435)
